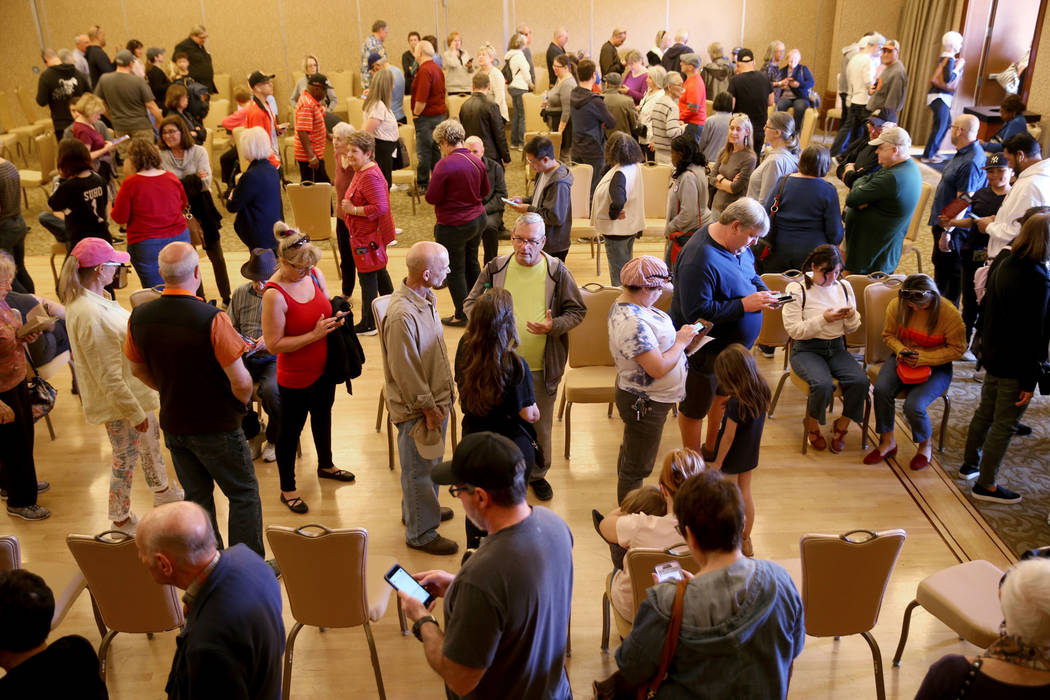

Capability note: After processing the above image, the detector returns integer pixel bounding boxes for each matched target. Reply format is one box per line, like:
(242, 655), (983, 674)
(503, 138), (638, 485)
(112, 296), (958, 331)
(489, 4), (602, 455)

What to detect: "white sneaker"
(153, 485), (185, 506)
(961, 350), (976, 362)
(249, 431), (264, 460)
(262, 441), (277, 462)
(113, 512), (139, 535)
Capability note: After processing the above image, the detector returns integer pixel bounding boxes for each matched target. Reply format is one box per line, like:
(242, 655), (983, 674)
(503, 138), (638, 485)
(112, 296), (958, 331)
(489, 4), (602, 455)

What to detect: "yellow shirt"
(504, 257), (548, 370)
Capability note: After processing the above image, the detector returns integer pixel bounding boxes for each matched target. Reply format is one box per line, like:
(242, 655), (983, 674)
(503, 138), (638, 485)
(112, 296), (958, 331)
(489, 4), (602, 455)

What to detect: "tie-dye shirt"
(608, 302), (686, 404)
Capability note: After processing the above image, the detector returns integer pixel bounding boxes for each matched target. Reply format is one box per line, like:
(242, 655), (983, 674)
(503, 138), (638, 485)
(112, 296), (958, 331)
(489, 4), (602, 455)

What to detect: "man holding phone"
(398, 432), (573, 699)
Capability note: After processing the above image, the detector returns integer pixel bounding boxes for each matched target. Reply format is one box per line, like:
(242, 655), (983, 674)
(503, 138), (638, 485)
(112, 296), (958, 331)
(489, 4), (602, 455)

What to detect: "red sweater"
(680, 73), (707, 125)
(342, 164), (396, 272)
(412, 61), (447, 117)
(425, 148), (490, 226)
(110, 172), (188, 244)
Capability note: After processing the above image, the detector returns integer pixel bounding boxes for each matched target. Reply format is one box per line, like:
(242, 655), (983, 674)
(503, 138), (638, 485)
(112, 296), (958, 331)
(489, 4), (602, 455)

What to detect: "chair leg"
(44, 413), (56, 440)
(282, 622), (305, 700)
(565, 612), (572, 657)
(939, 395), (950, 452)
(913, 247), (922, 274)
(375, 393), (385, 432)
(557, 390), (566, 420)
(363, 621), (387, 700)
(607, 402), (613, 418)
(860, 630), (887, 700)
(769, 371), (790, 418)
(862, 389), (873, 443)
(601, 591), (610, 652)
(386, 417), (395, 471)
(330, 239), (341, 279)
(892, 599), (921, 667)
(89, 593), (107, 639)
(801, 416), (809, 455)
(396, 594), (408, 634)
(450, 409), (458, 449)
(564, 402), (572, 459)
(97, 629), (118, 682)
(50, 254), (60, 290)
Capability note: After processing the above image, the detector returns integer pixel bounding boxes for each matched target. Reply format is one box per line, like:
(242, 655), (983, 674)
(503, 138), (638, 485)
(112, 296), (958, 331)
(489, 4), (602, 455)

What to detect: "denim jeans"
(0, 216), (34, 293)
(615, 388), (674, 502)
(776, 96), (810, 134)
(604, 235), (637, 286)
(244, 353), (281, 444)
(276, 379), (336, 492)
(37, 212), (69, 245)
(163, 428), (264, 556)
(683, 122), (704, 147)
(577, 156), (605, 202)
(963, 374), (1030, 489)
(395, 415), (447, 546)
(830, 103), (869, 157)
(923, 98), (952, 159)
(104, 413), (170, 522)
(790, 338), (869, 424)
(434, 213), (485, 319)
(530, 370), (556, 480)
(414, 113), (446, 189)
(129, 230), (191, 289)
(508, 86), (528, 147)
(873, 357), (953, 442)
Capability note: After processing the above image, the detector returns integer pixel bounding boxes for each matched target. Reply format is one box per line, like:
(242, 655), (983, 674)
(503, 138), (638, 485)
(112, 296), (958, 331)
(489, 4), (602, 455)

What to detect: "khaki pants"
(114, 128), (156, 159)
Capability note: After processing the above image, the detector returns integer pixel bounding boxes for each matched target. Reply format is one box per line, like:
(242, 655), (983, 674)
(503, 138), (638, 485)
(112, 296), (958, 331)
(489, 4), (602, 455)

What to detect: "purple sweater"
(425, 148), (490, 226)
(622, 71), (648, 105)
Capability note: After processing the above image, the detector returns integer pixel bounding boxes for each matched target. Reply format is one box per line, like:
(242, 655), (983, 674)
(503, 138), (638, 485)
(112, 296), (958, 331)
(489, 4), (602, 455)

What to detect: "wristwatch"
(412, 615), (439, 641)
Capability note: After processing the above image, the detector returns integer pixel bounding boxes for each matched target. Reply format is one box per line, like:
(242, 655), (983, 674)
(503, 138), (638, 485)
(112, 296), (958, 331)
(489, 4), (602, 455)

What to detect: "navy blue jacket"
(776, 65), (814, 103)
(227, 159), (283, 252)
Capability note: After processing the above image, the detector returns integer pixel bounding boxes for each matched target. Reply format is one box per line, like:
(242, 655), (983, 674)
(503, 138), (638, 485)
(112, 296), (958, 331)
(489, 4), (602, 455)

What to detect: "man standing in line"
(136, 501), (283, 700)
(73, 34), (92, 88)
(124, 242), (265, 557)
(678, 54), (707, 145)
(546, 28), (569, 79)
(600, 29), (627, 79)
(866, 39), (908, 122)
(977, 132), (1050, 257)
(459, 72), (511, 165)
(465, 213), (586, 500)
(84, 26), (113, 87)
(727, 48), (773, 153)
(602, 73), (640, 139)
(399, 432), (573, 699)
(509, 136), (573, 261)
(244, 70), (285, 171)
(380, 241), (459, 556)
(465, 136), (507, 264)
(93, 51), (163, 159)
(294, 74), (331, 183)
(830, 33), (886, 157)
(662, 29), (693, 77)
(361, 20), (389, 91)
(36, 49), (89, 140)
(411, 41), (448, 192)
(517, 23), (537, 86)
(367, 54), (406, 124)
(570, 60), (616, 200)
(174, 26), (216, 93)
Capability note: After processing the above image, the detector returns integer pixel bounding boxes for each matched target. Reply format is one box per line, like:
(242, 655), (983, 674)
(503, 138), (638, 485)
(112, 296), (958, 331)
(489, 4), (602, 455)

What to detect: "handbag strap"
(641, 578), (687, 699)
(767, 176), (790, 242)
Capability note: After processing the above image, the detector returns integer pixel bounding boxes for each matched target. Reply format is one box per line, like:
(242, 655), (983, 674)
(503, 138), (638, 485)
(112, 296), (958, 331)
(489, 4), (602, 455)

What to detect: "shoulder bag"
(592, 578), (687, 700)
(23, 348), (57, 422)
(753, 175), (789, 263)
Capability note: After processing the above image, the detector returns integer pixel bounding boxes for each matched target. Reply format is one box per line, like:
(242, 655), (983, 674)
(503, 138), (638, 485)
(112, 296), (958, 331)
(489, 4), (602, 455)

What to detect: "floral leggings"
(104, 414), (170, 522)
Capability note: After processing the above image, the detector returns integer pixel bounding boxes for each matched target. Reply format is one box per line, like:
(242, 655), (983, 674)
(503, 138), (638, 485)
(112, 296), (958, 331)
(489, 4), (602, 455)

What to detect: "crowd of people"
(1, 16), (1049, 700)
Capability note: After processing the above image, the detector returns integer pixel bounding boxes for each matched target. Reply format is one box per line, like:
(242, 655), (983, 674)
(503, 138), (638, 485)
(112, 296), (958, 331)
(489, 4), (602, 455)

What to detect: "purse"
(754, 176), (789, 262)
(23, 349), (57, 422)
(184, 207), (204, 247)
(593, 578), (687, 700)
(896, 361), (931, 384)
(392, 137), (410, 170)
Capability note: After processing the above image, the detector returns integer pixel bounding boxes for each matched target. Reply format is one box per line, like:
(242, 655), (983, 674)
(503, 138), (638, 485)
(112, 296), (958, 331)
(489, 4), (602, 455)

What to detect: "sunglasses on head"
(289, 235), (310, 249)
(899, 289), (932, 302)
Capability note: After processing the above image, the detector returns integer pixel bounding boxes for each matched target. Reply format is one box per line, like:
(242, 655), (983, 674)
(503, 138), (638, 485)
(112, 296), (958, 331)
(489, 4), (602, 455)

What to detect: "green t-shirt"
(504, 257), (548, 370)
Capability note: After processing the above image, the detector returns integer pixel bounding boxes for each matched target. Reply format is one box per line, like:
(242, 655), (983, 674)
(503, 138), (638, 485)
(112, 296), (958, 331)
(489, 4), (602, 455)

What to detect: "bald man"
(125, 242), (264, 557)
(600, 28), (627, 78)
(930, 113), (986, 306)
(546, 27), (568, 80)
(137, 502), (283, 700)
(379, 242), (459, 555)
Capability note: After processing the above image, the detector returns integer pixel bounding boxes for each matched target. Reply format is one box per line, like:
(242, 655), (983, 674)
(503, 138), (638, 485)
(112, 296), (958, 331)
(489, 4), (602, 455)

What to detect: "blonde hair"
(364, 68), (393, 116)
(0, 250), (16, 281)
(658, 448), (705, 495)
(74, 93), (105, 119)
(301, 54), (319, 73)
(57, 254), (92, 304)
(274, 222), (321, 268)
(718, 113), (755, 162)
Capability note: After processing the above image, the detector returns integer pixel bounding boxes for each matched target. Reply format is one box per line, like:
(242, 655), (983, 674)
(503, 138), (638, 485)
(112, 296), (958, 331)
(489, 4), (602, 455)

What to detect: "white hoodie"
(987, 157), (1050, 258)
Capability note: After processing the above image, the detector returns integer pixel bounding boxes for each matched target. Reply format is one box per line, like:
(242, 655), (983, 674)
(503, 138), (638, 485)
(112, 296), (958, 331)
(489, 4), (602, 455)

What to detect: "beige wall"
(1026, 24), (1050, 151)
(826, 0), (906, 91)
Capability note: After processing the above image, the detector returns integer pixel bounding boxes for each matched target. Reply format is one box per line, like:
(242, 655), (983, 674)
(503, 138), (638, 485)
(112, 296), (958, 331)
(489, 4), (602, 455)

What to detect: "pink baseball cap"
(71, 238), (130, 267)
(620, 255), (673, 290)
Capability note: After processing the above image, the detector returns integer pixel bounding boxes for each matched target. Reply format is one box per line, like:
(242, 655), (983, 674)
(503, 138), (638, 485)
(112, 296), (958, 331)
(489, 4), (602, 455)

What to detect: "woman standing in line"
(592, 132), (646, 286)
(710, 113), (757, 217)
(361, 68), (400, 186)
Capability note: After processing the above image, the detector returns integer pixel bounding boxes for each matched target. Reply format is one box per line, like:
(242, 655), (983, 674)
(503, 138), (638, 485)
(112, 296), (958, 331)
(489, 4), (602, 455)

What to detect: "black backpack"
(174, 76), (210, 119)
(501, 59), (514, 84)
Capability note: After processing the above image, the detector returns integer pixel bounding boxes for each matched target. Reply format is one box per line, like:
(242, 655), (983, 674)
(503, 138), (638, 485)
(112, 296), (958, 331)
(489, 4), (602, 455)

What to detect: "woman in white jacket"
(592, 132), (647, 286)
(58, 238), (183, 534)
(781, 244), (868, 453)
(504, 33), (534, 149)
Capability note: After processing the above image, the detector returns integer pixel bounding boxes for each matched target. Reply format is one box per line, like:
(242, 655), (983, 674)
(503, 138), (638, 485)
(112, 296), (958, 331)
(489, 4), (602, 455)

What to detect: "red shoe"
(807, 429), (827, 451)
(863, 445), (898, 465)
(909, 453), (931, 471)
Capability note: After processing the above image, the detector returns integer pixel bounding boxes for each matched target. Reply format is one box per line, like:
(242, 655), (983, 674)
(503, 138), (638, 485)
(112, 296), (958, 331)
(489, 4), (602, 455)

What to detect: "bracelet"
(412, 615), (438, 641)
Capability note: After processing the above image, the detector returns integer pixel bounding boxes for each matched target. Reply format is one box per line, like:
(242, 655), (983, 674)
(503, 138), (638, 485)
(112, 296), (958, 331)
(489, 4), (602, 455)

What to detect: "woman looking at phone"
(782, 245), (868, 453)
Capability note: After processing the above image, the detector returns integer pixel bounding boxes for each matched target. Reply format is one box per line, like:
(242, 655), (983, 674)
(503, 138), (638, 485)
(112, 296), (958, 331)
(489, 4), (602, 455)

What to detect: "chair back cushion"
(755, 271), (800, 348)
(641, 164), (672, 219)
(864, 281), (901, 366)
(799, 529), (905, 636)
(287, 181), (335, 241)
(66, 533), (184, 633)
(0, 535), (20, 572)
(569, 164), (593, 219)
(569, 283), (621, 368)
(624, 545), (698, 614)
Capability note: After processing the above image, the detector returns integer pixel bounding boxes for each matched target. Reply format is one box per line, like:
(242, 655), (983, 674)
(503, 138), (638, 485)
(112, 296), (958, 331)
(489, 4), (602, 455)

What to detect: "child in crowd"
(710, 344), (770, 558)
(221, 86), (253, 131)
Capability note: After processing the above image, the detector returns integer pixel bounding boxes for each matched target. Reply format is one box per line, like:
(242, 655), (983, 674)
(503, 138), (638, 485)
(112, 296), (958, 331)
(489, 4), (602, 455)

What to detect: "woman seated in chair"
(915, 557), (1050, 698)
(598, 448), (704, 623)
(867, 274), (965, 470)
(782, 245), (867, 453)
(615, 471), (804, 698)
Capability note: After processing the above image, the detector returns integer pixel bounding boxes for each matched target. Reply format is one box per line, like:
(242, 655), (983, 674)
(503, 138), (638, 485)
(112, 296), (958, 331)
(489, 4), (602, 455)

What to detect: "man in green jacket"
(844, 126), (922, 274)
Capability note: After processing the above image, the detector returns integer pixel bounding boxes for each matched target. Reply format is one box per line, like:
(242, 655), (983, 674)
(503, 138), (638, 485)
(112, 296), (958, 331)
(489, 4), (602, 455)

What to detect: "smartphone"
(384, 564), (435, 606)
(501, 197), (518, 205)
(654, 561), (684, 583)
(773, 293), (794, 305)
(900, 349), (918, 357)
(112, 134), (131, 145)
(692, 320), (710, 334)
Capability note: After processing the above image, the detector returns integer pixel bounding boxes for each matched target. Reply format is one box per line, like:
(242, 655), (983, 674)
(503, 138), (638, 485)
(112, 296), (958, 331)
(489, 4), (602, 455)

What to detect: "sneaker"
(408, 535), (459, 555)
(154, 485), (185, 506)
(961, 349), (976, 362)
(7, 504), (51, 521)
(1, 481), (50, 501)
(959, 464), (979, 481)
(440, 507), (454, 522)
(1015, 423), (1033, 437)
(262, 441), (277, 462)
(972, 483), (1022, 504)
(353, 323), (378, 336)
(112, 512), (139, 535)
(249, 432), (264, 460)
(757, 344), (775, 359)
(530, 478), (554, 501)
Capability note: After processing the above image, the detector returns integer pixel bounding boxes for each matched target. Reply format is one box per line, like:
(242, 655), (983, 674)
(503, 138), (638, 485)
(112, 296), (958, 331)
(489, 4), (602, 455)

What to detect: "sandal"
(280, 493), (309, 514)
(829, 421), (849, 454)
(807, 428), (827, 451)
(742, 537), (754, 557)
(317, 467), (356, 482)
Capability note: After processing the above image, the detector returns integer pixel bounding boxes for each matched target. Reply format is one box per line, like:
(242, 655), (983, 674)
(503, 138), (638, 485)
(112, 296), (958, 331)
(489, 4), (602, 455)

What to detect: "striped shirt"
(227, 283), (265, 343)
(649, 94), (684, 156)
(294, 90), (327, 163)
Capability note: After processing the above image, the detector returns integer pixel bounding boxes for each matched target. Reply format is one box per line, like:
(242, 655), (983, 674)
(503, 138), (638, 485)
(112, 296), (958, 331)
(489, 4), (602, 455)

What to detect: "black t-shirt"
(728, 71), (773, 129)
(47, 171), (110, 245)
(963, 186), (1008, 252)
(716, 395), (766, 474)
(0, 635), (108, 698)
(36, 64), (89, 133)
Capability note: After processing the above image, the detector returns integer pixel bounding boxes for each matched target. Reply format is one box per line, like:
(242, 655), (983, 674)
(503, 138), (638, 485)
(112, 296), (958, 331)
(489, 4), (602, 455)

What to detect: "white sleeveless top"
(592, 163), (646, 237)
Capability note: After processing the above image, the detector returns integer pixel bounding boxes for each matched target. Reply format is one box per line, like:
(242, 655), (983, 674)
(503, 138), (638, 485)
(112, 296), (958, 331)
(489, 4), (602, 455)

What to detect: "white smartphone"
(654, 561), (684, 583)
(501, 197), (518, 205)
(384, 564), (435, 606)
(112, 134), (131, 145)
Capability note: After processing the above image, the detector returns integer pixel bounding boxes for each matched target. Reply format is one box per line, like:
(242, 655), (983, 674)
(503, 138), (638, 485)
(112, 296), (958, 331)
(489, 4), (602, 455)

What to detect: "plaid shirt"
(361, 35), (387, 90)
(294, 90), (327, 163)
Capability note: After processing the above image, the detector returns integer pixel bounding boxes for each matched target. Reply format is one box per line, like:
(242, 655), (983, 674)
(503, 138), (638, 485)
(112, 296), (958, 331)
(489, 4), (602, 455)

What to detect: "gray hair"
(1002, 558), (1050, 645)
(239, 126), (272, 162)
(0, 250), (15, 281)
(665, 72), (683, 89)
(464, 135), (484, 149)
(719, 198), (770, 237)
(674, 28), (689, 43)
(332, 121), (354, 141)
(767, 111), (800, 154)
(418, 40), (435, 58)
(158, 244), (199, 283)
(433, 119), (466, 146)
(708, 42), (724, 60)
(514, 212), (545, 233)
(57, 48), (74, 64)
(941, 31), (963, 53)
(139, 502), (218, 569)
(647, 65), (667, 89)
(189, 24), (207, 37)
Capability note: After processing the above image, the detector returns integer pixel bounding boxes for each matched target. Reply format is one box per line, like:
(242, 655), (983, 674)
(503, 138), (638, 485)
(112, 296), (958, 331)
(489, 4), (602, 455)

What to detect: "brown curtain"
(898, 0), (963, 146)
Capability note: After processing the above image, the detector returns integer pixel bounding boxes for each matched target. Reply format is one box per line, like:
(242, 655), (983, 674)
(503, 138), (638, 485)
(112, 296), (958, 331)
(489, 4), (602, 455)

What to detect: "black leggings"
(0, 382), (38, 508)
(276, 379), (335, 492)
(375, 138), (397, 187)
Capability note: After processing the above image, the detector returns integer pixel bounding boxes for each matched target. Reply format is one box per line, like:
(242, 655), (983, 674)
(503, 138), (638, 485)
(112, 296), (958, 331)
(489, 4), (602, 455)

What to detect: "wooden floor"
(5, 241), (1015, 699)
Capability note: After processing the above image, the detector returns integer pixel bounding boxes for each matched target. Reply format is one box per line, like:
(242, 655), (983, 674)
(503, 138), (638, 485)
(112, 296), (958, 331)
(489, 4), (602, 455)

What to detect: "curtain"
(897, 0), (962, 147)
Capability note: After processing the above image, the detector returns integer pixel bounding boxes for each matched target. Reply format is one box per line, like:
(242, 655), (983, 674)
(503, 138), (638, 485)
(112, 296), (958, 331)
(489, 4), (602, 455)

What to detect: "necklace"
(983, 634), (1050, 672)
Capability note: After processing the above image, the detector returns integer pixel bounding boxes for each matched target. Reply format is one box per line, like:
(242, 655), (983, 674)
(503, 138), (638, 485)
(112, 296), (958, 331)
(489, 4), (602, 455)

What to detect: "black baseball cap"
(431, 432), (525, 490)
(307, 72), (329, 87)
(248, 71), (275, 87)
(736, 48), (754, 63)
(985, 152), (1008, 168)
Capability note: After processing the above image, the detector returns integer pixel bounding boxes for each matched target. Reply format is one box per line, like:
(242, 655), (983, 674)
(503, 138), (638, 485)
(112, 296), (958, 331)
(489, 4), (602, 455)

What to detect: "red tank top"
(265, 271), (330, 388)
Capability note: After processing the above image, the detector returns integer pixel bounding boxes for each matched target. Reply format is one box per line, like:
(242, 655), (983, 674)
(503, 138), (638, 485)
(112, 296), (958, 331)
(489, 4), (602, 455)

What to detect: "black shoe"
(591, 509), (605, 537)
(408, 535), (459, 555)
(959, 464), (979, 481)
(440, 507), (454, 522)
(280, 493), (309, 513)
(530, 478), (554, 501)
(353, 322), (378, 336)
(317, 467), (355, 482)
(972, 483), (1022, 504)
(461, 548), (476, 565)
(441, 315), (467, 327)
(1015, 423), (1033, 437)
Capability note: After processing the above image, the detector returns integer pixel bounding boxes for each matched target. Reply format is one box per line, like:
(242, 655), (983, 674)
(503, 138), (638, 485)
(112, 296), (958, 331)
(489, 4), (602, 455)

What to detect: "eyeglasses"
(448, 484), (475, 497)
(511, 236), (544, 247)
(289, 235), (310, 249)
